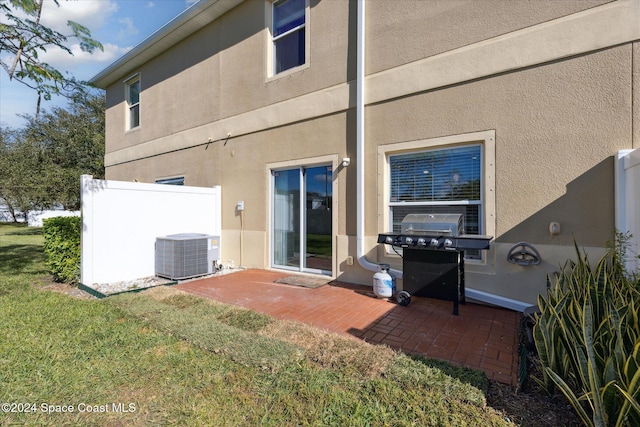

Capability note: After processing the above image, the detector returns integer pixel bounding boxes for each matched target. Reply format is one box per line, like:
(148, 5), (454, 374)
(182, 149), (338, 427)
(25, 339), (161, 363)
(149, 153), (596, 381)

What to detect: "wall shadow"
(498, 157), (614, 248)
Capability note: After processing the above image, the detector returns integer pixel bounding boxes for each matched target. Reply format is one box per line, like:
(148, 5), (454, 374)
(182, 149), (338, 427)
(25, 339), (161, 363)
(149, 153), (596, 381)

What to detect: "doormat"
(274, 275), (330, 289)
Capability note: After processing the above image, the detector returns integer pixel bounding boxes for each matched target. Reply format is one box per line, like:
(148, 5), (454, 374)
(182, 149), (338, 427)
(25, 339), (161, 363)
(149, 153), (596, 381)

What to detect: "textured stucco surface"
(635, 42), (640, 148)
(365, 0), (612, 74)
(104, 0), (352, 154)
(367, 46), (632, 247)
(101, 1), (638, 305)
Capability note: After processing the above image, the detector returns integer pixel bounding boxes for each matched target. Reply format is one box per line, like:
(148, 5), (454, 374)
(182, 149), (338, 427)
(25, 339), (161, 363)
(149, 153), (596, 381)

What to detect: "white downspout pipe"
(356, 0), (403, 278)
(354, 1), (528, 309)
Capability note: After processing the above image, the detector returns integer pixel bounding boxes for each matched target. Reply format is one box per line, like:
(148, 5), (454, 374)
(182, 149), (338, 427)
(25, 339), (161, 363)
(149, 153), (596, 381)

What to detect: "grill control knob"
(444, 238), (453, 247)
(404, 236), (413, 245)
(429, 238), (439, 246)
(385, 236), (395, 244)
(417, 238), (427, 246)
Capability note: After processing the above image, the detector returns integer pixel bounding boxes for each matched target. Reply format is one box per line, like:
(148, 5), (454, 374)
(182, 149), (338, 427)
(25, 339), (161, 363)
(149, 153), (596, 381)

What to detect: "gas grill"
(377, 213), (492, 315)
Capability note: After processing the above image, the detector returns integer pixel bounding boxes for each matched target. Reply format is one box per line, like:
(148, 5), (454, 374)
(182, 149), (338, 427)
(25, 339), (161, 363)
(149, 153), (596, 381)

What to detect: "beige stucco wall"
(108, 111), (349, 272)
(367, 45), (632, 303)
(368, 46), (631, 244)
(101, 0), (640, 307)
(635, 42), (640, 148)
(365, 0), (612, 74)
(104, 0), (352, 155)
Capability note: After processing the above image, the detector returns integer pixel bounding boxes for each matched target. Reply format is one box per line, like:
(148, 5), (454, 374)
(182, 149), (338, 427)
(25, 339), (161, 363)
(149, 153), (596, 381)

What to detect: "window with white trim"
(272, 0), (306, 75)
(125, 75), (140, 130)
(389, 144), (483, 259)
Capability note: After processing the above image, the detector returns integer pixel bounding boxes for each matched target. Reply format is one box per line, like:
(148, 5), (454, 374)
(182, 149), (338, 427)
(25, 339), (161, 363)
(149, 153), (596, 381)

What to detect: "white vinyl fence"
(81, 175), (221, 285)
(616, 149), (640, 274)
(28, 210), (80, 227)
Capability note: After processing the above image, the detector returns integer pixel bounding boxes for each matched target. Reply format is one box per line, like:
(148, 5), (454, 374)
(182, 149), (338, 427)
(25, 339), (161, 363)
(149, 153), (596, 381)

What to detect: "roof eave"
(89, 0), (245, 88)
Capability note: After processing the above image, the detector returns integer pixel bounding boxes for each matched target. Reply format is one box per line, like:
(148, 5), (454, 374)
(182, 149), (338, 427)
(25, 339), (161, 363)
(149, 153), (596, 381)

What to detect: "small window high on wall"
(156, 177), (184, 185)
(125, 75), (140, 130)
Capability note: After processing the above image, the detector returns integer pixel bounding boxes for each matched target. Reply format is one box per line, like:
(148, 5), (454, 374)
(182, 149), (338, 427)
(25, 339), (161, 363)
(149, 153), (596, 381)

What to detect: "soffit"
(90, 0), (245, 88)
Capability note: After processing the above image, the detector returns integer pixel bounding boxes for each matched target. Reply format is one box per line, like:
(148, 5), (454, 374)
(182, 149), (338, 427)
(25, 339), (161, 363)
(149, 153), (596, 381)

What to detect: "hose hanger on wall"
(507, 242), (542, 266)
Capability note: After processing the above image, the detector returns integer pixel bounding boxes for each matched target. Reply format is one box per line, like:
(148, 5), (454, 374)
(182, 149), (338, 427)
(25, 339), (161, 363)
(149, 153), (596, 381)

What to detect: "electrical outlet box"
(237, 201), (244, 211)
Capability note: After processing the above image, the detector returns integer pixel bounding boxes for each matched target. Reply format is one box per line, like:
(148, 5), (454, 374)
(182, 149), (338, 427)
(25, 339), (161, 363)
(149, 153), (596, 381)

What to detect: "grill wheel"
(396, 290), (411, 306)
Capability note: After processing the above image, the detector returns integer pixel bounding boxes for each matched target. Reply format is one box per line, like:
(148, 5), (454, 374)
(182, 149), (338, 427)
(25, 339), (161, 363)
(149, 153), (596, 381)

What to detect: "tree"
(0, 0), (103, 117)
(0, 93), (105, 220)
(22, 92), (105, 209)
(0, 125), (47, 220)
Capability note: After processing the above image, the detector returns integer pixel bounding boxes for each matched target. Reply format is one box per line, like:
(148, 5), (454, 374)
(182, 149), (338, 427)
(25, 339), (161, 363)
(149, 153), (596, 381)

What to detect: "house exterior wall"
(97, 0), (640, 307)
(635, 41), (640, 147)
(365, 0), (611, 74)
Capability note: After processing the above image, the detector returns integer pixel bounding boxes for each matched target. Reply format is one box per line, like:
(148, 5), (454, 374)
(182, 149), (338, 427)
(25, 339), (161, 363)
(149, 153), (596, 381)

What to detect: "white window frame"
(125, 74), (140, 131)
(267, 154), (339, 274)
(266, 0), (310, 79)
(378, 130), (496, 264)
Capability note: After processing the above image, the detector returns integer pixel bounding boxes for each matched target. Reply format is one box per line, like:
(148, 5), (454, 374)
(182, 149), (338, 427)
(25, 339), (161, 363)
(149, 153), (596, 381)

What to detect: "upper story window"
(272, 0), (306, 75)
(125, 75), (140, 130)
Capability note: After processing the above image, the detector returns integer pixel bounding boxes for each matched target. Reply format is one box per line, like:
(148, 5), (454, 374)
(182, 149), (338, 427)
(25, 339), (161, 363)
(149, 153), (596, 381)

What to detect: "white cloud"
(117, 17), (139, 40)
(146, 2), (155, 9)
(40, 0), (118, 34)
(38, 42), (131, 79)
(2, 1), (123, 80)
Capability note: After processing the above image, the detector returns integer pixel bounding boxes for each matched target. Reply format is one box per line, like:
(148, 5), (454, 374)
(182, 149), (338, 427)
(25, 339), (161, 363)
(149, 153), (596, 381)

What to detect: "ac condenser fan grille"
(155, 233), (212, 280)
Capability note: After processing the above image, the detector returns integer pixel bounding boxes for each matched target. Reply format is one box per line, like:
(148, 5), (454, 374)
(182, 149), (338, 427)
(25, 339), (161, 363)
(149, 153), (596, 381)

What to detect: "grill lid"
(401, 213), (464, 236)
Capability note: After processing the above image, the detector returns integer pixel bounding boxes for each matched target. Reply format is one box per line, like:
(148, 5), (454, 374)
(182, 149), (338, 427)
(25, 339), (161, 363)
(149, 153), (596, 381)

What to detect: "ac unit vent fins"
(155, 233), (215, 280)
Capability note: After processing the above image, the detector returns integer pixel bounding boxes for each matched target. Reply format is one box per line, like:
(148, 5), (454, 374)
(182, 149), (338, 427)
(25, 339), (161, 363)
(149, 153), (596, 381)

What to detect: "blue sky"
(0, 0), (196, 129)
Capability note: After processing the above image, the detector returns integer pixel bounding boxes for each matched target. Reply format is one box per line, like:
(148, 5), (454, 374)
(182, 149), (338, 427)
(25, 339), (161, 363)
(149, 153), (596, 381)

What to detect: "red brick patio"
(176, 268), (521, 386)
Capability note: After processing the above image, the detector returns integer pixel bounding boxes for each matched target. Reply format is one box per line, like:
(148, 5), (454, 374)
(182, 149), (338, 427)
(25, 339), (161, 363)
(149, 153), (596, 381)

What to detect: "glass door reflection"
(272, 165), (332, 275)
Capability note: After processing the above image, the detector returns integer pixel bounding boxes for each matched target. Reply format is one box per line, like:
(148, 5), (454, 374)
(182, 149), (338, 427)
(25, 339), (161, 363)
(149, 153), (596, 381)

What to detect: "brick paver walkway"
(176, 269), (521, 385)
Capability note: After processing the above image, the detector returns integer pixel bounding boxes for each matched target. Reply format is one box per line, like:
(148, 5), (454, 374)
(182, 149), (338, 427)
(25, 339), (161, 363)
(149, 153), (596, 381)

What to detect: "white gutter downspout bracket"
(356, 0), (402, 279)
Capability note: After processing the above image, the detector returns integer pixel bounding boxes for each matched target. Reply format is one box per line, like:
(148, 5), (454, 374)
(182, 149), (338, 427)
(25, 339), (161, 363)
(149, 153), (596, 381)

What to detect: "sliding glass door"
(272, 165), (332, 275)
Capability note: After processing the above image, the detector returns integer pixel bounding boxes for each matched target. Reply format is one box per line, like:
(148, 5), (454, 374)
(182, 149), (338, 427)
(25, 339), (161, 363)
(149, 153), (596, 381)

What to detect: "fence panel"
(80, 175), (221, 285)
(616, 150), (640, 274)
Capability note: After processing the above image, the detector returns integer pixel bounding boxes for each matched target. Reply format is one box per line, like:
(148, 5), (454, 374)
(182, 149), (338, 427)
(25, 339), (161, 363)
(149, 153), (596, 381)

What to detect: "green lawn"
(307, 234), (332, 258)
(0, 223), (514, 426)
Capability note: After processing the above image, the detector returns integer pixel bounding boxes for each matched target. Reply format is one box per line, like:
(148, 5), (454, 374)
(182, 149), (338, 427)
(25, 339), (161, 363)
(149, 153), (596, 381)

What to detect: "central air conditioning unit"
(155, 233), (220, 280)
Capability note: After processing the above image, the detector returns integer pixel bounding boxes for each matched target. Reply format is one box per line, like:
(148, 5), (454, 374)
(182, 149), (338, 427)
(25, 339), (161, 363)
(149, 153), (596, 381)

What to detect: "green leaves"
(0, 0), (103, 115)
(42, 216), (81, 283)
(67, 20), (102, 53)
(533, 241), (640, 426)
(0, 94), (105, 214)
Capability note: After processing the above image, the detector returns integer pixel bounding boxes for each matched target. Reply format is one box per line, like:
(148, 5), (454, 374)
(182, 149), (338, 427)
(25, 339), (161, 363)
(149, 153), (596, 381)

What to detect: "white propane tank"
(373, 264), (396, 298)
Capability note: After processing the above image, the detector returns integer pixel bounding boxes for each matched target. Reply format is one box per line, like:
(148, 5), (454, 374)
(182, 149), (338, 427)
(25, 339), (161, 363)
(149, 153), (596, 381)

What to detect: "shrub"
(533, 241), (640, 427)
(42, 216), (81, 284)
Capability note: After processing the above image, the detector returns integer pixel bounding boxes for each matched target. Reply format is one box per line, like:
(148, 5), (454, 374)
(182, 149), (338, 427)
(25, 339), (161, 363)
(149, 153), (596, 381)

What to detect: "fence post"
(80, 174), (94, 285)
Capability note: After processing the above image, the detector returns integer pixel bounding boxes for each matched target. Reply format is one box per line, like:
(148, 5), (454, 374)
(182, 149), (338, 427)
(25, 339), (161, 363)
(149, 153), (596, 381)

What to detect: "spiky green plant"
(533, 240), (640, 426)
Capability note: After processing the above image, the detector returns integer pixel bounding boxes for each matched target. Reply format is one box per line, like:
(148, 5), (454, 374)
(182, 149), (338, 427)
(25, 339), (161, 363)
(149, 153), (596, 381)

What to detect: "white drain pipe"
(354, 0), (529, 310)
(356, 0), (403, 279)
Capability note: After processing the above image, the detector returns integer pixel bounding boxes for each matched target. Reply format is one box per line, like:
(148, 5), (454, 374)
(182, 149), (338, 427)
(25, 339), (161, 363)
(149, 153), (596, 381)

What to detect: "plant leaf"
(583, 297), (607, 427)
(546, 367), (595, 427)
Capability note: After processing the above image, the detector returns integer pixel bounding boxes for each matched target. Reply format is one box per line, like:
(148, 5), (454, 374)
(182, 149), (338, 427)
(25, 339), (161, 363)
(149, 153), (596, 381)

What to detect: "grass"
(307, 233), (332, 258)
(0, 222), (515, 426)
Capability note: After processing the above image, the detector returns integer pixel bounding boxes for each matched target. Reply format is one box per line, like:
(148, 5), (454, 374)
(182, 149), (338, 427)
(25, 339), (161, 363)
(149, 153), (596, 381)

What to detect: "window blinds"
(390, 145), (481, 203)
